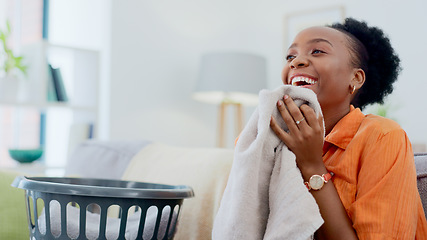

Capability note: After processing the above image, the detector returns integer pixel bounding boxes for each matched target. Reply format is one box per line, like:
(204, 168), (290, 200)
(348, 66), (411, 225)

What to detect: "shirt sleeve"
(349, 129), (419, 239)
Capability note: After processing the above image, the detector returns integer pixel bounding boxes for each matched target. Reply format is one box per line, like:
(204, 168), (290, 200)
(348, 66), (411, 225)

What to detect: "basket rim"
(11, 176), (194, 199)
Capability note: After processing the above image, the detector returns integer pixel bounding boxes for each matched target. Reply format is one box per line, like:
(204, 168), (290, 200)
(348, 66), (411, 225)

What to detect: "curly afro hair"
(329, 18), (401, 110)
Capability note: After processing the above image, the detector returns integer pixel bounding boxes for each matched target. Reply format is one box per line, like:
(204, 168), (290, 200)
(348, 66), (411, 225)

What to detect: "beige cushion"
(122, 143), (234, 240)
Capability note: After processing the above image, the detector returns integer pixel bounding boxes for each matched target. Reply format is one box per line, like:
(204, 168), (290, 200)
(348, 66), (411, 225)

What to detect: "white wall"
(0, 1), (6, 24)
(45, 0), (427, 149)
(109, 0), (427, 148)
(110, 0), (279, 148)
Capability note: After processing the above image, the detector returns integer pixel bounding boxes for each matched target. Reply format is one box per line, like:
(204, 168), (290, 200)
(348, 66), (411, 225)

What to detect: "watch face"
(309, 175), (324, 190)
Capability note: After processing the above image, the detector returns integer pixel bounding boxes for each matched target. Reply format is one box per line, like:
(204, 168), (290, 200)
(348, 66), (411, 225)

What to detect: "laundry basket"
(12, 176), (194, 240)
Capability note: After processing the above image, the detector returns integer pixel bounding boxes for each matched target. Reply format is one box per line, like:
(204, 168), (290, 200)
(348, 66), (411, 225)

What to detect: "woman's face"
(281, 26), (357, 112)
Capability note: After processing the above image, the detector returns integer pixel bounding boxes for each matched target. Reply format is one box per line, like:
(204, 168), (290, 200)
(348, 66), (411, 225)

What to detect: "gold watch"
(304, 172), (333, 191)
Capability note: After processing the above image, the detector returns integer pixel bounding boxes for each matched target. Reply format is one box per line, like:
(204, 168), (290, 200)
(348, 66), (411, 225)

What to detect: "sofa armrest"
(0, 169), (29, 239)
(415, 153), (427, 218)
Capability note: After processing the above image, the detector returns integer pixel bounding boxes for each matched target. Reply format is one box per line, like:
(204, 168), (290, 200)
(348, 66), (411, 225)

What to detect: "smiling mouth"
(291, 76), (317, 87)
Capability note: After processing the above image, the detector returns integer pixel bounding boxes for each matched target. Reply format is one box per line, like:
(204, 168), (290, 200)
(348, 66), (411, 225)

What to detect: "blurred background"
(0, 0), (426, 172)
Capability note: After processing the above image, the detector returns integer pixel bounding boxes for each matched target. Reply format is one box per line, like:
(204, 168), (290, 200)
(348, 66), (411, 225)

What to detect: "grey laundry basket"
(12, 176), (194, 240)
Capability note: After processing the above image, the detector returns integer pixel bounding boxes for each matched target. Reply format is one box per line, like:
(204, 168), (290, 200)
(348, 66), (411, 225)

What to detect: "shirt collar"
(324, 105), (365, 149)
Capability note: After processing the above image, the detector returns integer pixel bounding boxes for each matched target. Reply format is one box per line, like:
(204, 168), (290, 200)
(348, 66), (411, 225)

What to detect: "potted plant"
(0, 20), (27, 76)
(0, 20), (28, 101)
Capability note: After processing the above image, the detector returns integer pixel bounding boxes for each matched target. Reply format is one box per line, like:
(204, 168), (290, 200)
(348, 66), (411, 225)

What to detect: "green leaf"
(0, 19), (28, 76)
(16, 65), (27, 75)
(6, 20), (11, 34)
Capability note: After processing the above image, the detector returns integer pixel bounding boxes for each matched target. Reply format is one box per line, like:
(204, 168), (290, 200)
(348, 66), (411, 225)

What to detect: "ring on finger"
(295, 117), (305, 125)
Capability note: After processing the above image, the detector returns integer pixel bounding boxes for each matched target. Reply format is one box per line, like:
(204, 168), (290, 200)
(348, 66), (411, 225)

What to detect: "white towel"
(212, 85), (324, 240)
(38, 201), (176, 239)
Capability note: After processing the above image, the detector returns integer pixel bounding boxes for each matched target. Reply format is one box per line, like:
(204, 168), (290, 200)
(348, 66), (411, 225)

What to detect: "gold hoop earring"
(351, 85), (356, 94)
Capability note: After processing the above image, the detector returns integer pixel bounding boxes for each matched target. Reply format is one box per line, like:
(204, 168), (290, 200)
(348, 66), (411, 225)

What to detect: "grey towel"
(212, 85), (324, 240)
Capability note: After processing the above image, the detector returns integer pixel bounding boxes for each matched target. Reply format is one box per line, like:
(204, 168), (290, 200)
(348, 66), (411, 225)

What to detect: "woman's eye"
(312, 49), (325, 54)
(286, 55), (295, 61)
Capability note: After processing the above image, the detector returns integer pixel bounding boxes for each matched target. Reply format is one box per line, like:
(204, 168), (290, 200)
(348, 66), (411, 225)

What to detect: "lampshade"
(193, 52), (267, 106)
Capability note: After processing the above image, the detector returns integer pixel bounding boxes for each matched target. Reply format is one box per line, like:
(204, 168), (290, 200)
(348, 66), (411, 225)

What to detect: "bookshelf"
(0, 40), (100, 173)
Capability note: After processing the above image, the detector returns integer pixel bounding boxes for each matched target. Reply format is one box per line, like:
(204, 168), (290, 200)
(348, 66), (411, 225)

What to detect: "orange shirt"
(323, 106), (427, 239)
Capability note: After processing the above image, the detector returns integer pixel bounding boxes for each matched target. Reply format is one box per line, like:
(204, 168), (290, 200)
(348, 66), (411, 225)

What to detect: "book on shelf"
(48, 64), (68, 102)
(46, 64), (58, 102)
(39, 112), (46, 162)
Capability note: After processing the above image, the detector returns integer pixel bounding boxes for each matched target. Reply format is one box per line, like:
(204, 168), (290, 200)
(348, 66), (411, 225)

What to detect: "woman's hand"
(270, 95), (359, 240)
(270, 95), (326, 178)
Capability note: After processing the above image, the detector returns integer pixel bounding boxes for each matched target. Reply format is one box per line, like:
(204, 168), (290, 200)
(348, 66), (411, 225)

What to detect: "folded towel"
(38, 201), (176, 239)
(212, 85), (324, 240)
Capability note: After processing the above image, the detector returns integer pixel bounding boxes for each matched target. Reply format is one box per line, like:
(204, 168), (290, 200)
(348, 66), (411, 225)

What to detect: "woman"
(270, 18), (427, 239)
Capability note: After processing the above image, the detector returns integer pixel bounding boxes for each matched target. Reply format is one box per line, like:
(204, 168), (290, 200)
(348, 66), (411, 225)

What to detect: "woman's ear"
(351, 68), (366, 90)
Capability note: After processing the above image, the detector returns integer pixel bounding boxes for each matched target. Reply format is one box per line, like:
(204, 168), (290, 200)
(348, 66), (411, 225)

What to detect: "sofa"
(1, 140), (235, 240)
(415, 153), (427, 214)
(1, 140), (427, 239)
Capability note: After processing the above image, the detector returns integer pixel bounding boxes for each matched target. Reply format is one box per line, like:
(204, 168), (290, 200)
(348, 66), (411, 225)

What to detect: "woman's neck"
(322, 104), (351, 136)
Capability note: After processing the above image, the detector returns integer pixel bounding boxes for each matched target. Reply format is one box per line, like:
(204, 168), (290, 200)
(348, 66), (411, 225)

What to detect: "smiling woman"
(269, 18), (427, 239)
(282, 26), (366, 123)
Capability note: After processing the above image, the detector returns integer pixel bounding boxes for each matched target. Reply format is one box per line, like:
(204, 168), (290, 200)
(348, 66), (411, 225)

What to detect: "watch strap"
(322, 172), (333, 183)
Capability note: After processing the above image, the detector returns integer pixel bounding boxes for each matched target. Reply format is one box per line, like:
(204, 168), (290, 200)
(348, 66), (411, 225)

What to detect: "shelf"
(0, 39), (100, 170)
(0, 100), (97, 112)
(2, 162), (65, 177)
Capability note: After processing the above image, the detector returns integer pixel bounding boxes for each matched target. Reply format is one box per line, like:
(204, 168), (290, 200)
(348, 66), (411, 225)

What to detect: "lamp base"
(217, 102), (244, 148)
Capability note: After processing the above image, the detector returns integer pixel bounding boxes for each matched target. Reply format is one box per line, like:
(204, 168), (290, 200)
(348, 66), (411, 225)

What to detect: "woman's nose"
(290, 56), (309, 69)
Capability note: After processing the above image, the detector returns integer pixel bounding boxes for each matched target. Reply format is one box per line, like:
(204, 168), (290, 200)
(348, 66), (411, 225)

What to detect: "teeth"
(291, 76), (317, 86)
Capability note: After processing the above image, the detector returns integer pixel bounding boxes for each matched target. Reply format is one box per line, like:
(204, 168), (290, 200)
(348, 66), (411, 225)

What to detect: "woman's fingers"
(299, 104), (320, 131)
(274, 95), (324, 139)
(270, 116), (291, 144)
(279, 95), (307, 131)
(300, 104), (324, 137)
(271, 96), (325, 172)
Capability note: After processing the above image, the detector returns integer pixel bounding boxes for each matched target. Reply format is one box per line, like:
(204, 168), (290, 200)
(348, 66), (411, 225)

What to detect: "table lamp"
(193, 52), (267, 147)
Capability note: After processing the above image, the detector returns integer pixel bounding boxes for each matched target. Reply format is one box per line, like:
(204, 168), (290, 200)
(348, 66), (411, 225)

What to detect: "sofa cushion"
(65, 139), (151, 179)
(415, 153), (427, 218)
(122, 143), (234, 240)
